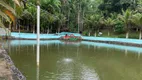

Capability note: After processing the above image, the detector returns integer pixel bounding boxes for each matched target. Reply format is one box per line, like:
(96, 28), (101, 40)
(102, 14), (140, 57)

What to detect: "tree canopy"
(1, 0), (142, 39)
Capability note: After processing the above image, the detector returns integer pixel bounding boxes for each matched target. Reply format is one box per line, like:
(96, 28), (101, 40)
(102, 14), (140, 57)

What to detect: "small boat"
(60, 33), (82, 41)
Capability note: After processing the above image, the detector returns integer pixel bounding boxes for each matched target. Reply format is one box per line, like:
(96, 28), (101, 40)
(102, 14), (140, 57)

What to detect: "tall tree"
(132, 13), (142, 39)
(103, 17), (116, 36)
(118, 9), (133, 39)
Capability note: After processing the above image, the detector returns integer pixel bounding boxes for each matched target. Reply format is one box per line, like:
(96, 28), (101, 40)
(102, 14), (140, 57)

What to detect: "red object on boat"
(63, 34), (70, 39)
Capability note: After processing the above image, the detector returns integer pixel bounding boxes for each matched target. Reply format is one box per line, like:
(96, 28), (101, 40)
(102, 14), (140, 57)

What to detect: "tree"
(56, 13), (66, 33)
(84, 14), (103, 36)
(0, 1), (15, 28)
(26, 3), (37, 33)
(98, 0), (138, 16)
(20, 10), (32, 32)
(103, 17), (116, 36)
(131, 13), (142, 39)
(118, 9), (133, 38)
(0, 0), (23, 36)
(47, 14), (56, 33)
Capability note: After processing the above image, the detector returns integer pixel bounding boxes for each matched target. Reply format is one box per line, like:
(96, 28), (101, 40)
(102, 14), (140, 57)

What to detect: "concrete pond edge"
(0, 47), (26, 80)
(5, 37), (142, 47)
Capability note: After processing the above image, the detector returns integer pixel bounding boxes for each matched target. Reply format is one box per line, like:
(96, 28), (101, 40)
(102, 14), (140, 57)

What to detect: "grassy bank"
(84, 30), (140, 39)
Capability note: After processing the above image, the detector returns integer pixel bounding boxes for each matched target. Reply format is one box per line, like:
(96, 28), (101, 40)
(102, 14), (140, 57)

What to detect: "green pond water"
(4, 40), (142, 80)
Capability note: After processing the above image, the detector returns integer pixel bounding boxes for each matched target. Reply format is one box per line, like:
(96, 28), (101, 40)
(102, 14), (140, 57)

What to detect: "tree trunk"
(77, 2), (81, 33)
(80, 7), (84, 33)
(125, 24), (129, 39)
(77, 11), (80, 33)
(88, 32), (90, 36)
(108, 31), (110, 36)
(16, 20), (18, 30)
(14, 3), (18, 31)
(94, 32), (97, 37)
(51, 25), (53, 33)
(58, 26), (60, 33)
(8, 22), (11, 36)
(19, 20), (20, 35)
(139, 29), (142, 39)
(126, 31), (129, 39)
(47, 28), (49, 34)
(67, 5), (70, 28)
(136, 28), (139, 32)
(33, 25), (35, 34)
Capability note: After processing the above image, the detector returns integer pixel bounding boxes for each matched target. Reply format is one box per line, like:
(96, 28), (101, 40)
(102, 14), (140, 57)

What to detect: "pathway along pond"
(4, 40), (142, 80)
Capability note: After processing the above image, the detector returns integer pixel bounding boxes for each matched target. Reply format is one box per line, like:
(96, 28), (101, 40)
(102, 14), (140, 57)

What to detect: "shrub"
(114, 21), (125, 34)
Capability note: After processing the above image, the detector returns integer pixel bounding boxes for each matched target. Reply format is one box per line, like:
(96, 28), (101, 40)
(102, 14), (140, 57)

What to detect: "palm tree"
(132, 13), (142, 39)
(57, 13), (66, 33)
(0, 0), (16, 27)
(118, 9), (133, 39)
(20, 10), (33, 31)
(47, 15), (56, 33)
(0, 0), (22, 36)
(84, 14), (102, 36)
(103, 17), (116, 36)
(14, 0), (25, 31)
(41, 0), (61, 13)
(26, 3), (37, 33)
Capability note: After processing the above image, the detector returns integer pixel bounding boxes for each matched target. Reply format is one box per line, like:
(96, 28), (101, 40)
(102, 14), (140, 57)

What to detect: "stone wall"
(0, 48), (26, 80)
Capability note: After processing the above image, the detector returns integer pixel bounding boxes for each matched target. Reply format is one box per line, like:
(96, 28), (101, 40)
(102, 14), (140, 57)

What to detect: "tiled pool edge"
(83, 39), (142, 47)
(4, 35), (142, 47)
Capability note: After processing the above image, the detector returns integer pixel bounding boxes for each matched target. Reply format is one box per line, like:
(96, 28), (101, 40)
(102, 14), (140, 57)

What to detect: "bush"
(82, 30), (88, 36)
(114, 21), (125, 34)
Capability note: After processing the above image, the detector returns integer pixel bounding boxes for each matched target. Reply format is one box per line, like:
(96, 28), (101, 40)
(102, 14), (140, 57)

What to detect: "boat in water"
(59, 32), (82, 41)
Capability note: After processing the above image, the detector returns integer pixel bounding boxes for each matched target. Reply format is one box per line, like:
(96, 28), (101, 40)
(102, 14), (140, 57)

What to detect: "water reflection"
(36, 39), (40, 66)
(36, 66), (39, 80)
(56, 58), (75, 80)
(5, 40), (142, 53)
(56, 57), (100, 80)
(125, 48), (128, 56)
(80, 65), (100, 80)
(4, 40), (142, 80)
(138, 52), (141, 60)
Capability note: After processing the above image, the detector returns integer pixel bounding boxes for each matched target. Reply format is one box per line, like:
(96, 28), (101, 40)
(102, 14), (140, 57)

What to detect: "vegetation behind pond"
(1, 0), (142, 39)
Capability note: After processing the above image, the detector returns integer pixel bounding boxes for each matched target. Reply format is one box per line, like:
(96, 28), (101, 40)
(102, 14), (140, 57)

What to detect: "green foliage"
(114, 21), (125, 34)
(0, 0), (16, 28)
(0, 0), (24, 36)
(118, 9), (133, 29)
(7, 0), (141, 39)
(82, 30), (88, 36)
(103, 17), (116, 28)
(131, 13), (142, 28)
(98, 0), (138, 16)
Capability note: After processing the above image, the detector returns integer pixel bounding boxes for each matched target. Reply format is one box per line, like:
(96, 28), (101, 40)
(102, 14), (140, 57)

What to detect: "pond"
(4, 40), (142, 80)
